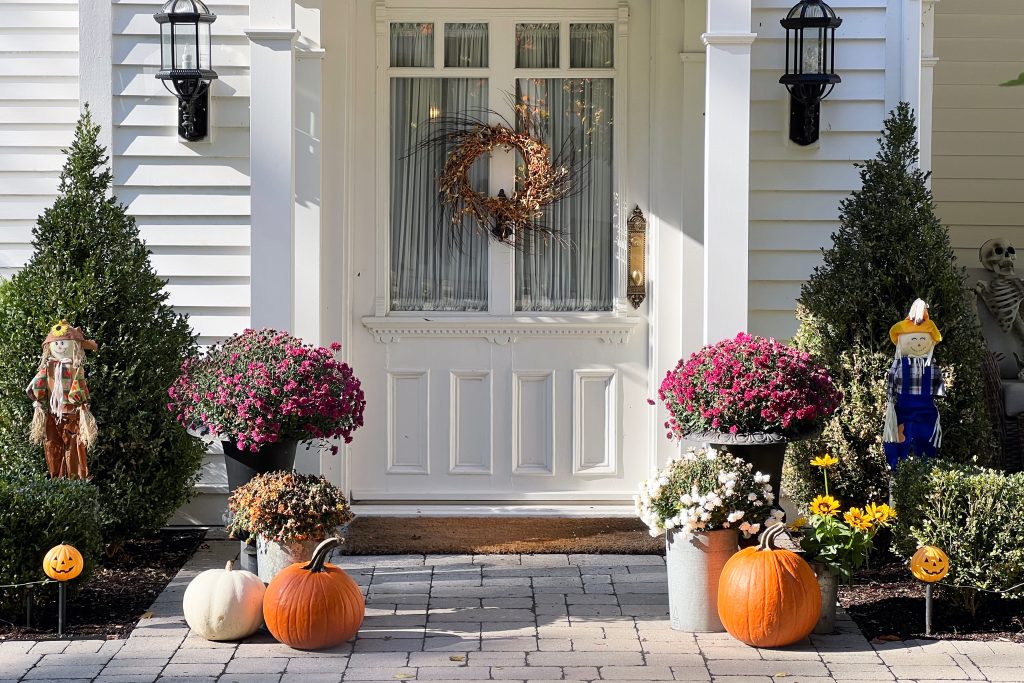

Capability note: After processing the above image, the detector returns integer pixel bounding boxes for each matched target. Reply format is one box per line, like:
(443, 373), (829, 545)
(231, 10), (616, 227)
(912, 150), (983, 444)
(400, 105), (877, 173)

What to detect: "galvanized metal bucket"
(811, 562), (839, 634)
(256, 536), (320, 583)
(666, 528), (738, 632)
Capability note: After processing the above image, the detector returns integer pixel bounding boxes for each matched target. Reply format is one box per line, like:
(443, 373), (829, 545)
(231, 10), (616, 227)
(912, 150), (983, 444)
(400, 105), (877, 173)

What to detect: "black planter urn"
(222, 438), (300, 493)
(686, 430), (789, 508)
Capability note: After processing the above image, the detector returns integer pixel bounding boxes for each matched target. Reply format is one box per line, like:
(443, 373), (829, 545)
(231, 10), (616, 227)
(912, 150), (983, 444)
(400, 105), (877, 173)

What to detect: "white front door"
(344, 8), (652, 504)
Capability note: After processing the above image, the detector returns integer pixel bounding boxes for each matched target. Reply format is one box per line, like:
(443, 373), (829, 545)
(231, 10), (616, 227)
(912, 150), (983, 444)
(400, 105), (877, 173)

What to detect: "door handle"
(627, 206), (647, 309)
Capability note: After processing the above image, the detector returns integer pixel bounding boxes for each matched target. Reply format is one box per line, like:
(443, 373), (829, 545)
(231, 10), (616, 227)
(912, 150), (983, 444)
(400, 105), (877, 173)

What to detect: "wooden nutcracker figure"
(26, 320), (98, 479)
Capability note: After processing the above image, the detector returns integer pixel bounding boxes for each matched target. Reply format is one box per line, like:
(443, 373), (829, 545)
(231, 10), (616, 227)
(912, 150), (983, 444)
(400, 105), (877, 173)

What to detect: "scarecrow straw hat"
(43, 320), (98, 352)
(888, 299), (942, 346)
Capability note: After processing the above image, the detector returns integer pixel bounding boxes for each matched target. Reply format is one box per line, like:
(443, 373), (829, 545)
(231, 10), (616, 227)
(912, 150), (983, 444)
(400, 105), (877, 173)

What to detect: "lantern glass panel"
(172, 22), (198, 70)
(160, 23), (173, 71)
(801, 27), (825, 75)
(198, 22), (211, 70)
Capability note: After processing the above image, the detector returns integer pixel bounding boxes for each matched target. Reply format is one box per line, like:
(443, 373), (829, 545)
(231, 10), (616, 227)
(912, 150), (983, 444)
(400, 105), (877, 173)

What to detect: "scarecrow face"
(980, 238), (1017, 276)
(49, 340), (74, 360)
(898, 332), (934, 358)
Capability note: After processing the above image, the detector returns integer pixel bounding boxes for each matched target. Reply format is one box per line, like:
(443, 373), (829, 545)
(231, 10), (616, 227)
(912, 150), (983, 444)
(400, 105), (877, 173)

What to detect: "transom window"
(388, 19), (616, 313)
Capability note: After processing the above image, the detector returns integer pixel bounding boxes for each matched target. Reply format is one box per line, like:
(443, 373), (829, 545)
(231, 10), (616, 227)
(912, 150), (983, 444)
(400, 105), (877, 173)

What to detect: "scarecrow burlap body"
(25, 321), (98, 479)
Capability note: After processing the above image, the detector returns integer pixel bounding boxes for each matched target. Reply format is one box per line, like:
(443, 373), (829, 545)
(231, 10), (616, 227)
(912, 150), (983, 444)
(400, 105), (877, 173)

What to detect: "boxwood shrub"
(0, 469), (103, 619)
(893, 459), (1024, 615)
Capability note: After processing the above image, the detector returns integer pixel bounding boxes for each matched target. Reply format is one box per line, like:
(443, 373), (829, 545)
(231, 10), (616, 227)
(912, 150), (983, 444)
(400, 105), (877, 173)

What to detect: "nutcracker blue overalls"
(883, 356), (940, 470)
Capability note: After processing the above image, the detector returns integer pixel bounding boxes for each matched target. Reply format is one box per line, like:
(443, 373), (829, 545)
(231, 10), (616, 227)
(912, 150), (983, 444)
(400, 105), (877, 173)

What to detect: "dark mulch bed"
(840, 554), (1024, 643)
(0, 528), (205, 641)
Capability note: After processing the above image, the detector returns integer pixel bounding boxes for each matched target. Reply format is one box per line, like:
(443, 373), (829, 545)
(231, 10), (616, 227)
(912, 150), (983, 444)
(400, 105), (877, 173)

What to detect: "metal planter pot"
(666, 528), (739, 632)
(256, 536), (321, 584)
(811, 562), (839, 634)
(686, 430), (790, 508)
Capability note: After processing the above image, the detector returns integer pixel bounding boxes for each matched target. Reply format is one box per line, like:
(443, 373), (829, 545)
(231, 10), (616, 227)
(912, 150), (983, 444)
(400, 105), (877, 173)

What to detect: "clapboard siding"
(748, 0), (889, 341)
(111, 1), (251, 344)
(933, 0), (1024, 277)
(0, 0), (79, 269)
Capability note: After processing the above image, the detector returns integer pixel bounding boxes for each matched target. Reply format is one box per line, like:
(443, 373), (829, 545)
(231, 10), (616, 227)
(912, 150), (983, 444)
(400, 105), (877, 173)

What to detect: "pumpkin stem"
(225, 560), (234, 572)
(303, 537), (343, 572)
(757, 523), (787, 551)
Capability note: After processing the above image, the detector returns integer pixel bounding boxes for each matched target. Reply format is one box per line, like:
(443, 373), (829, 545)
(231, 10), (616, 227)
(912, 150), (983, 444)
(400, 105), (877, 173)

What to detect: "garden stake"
(925, 583), (933, 636)
(57, 582), (66, 637)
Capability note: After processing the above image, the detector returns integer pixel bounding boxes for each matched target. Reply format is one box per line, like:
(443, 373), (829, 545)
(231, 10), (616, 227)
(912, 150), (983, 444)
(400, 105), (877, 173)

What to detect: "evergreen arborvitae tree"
(783, 102), (994, 508)
(0, 107), (204, 542)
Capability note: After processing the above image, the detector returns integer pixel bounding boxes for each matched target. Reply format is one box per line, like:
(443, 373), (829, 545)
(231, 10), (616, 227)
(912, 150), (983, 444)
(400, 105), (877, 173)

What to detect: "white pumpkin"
(183, 560), (266, 641)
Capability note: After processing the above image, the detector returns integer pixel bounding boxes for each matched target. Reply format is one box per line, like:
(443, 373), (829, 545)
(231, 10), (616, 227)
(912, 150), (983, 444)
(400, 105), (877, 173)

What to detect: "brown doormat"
(342, 516), (664, 555)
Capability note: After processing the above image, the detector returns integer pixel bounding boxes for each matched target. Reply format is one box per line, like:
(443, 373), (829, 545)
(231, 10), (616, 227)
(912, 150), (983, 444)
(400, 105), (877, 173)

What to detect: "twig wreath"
(411, 102), (587, 248)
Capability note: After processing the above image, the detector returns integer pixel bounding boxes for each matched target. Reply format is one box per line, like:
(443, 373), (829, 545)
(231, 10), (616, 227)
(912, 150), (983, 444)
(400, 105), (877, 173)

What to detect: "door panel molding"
(573, 369), (618, 475)
(512, 370), (556, 476)
(449, 370), (493, 475)
(387, 369), (430, 474)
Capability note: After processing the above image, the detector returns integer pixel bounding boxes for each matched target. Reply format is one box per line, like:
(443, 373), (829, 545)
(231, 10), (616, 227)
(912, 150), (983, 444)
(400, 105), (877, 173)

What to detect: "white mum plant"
(634, 446), (779, 538)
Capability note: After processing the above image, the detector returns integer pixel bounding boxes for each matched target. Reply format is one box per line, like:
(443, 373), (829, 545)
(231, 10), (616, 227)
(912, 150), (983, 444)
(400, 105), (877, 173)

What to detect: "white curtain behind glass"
(515, 24), (614, 311)
(390, 24), (489, 311)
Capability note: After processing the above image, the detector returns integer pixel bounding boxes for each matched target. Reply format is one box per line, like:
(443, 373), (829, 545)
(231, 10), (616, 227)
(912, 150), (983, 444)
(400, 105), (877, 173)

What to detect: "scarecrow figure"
(883, 299), (944, 470)
(26, 320), (98, 479)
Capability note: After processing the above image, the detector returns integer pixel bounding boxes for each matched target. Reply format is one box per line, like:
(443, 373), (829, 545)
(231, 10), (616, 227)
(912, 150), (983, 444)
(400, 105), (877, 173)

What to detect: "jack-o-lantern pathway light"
(43, 543), (83, 636)
(911, 545), (949, 636)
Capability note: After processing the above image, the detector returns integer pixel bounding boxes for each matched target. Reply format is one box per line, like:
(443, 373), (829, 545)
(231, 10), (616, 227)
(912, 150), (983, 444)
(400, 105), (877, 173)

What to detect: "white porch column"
(920, 0), (939, 176)
(245, 1), (298, 331)
(702, 0), (755, 344)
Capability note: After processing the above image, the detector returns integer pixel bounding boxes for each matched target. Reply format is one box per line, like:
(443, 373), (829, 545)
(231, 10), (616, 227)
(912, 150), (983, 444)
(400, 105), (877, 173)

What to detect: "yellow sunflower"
(810, 495), (840, 517)
(844, 507), (873, 532)
(865, 502), (896, 527)
(786, 516), (808, 531)
(809, 454), (839, 468)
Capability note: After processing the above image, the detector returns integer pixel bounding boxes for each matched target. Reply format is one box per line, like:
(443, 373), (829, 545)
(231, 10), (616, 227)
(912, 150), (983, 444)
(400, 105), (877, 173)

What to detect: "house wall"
(932, 0), (1024, 268)
(109, 0), (252, 345)
(747, 0), (894, 341)
(0, 0), (79, 279)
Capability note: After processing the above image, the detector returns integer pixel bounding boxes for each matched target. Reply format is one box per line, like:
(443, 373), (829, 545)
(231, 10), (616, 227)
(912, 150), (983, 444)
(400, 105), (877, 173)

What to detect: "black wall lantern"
(779, 0), (842, 146)
(154, 0), (218, 141)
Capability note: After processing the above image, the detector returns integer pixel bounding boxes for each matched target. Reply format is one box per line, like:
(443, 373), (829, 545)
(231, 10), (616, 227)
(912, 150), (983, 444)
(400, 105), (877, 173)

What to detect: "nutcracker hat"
(43, 320), (97, 352)
(888, 299), (942, 346)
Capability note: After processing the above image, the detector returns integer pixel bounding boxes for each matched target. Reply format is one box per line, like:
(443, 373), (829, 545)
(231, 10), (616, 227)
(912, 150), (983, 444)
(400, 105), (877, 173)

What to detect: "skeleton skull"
(980, 238), (1017, 276)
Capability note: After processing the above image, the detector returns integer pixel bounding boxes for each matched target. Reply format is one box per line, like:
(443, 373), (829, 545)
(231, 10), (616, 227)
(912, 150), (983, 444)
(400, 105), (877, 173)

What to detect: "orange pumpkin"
(43, 543), (84, 582)
(263, 537), (364, 650)
(717, 524), (821, 647)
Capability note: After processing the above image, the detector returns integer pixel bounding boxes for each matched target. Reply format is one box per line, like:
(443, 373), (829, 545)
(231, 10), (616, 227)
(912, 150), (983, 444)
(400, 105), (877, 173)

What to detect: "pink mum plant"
(658, 332), (841, 440)
(167, 328), (365, 454)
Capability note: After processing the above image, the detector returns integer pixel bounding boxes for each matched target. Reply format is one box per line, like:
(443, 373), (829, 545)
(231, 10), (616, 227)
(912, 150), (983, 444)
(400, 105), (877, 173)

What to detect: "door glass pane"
(390, 78), (489, 311)
(445, 23), (488, 67)
(391, 23), (434, 67)
(516, 23), (559, 68)
(515, 78), (614, 312)
(570, 24), (613, 68)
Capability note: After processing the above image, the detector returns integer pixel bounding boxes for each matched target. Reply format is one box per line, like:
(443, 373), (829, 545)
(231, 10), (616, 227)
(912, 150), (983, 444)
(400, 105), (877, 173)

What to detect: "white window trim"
(364, 1), (637, 343)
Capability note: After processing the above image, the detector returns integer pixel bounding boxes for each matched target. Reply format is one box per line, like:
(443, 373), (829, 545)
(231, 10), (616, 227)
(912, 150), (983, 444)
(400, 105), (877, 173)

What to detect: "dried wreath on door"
(412, 104), (586, 247)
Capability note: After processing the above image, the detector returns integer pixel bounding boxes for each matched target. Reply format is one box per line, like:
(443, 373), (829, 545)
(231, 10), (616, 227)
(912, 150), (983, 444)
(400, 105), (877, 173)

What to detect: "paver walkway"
(2, 534), (1023, 683)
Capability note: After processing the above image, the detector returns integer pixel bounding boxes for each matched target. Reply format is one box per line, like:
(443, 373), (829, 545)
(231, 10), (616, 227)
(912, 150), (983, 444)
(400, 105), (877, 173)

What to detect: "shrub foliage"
(0, 108), (204, 541)
(783, 102), (993, 508)
(0, 471), (103, 619)
(893, 460), (1024, 616)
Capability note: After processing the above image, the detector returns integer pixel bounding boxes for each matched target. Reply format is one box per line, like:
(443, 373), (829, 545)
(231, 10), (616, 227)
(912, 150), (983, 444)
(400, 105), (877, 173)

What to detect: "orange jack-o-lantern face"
(910, 546), (949, 583)
(43, 544), (84, 582)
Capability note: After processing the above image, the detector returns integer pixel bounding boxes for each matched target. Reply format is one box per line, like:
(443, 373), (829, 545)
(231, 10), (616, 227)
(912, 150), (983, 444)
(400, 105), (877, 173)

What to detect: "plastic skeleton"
(974, 238), (1024, 343)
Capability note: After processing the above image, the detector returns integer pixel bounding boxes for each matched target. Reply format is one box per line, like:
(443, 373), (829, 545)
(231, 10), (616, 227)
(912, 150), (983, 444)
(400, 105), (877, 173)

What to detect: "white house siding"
(932, 0), (1024, 268)
(0, 0), (79, 279)
(748, 0), (890, 341)
(111, 0), (252, 344)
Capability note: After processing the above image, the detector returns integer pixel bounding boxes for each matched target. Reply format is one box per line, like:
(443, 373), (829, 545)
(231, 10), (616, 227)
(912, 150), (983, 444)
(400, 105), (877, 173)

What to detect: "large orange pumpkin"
(263, 537), (364, 650)
(717, 524), (820, 647)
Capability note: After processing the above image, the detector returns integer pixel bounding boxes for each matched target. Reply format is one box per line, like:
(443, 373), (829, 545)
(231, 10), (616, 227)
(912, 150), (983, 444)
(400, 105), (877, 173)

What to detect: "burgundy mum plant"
(658, 333), (842, 440)
(167, 328), (366, 454)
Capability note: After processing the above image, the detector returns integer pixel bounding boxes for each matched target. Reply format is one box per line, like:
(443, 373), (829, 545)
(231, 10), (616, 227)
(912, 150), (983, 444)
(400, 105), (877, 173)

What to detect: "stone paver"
(7, 534), (1024, 682)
